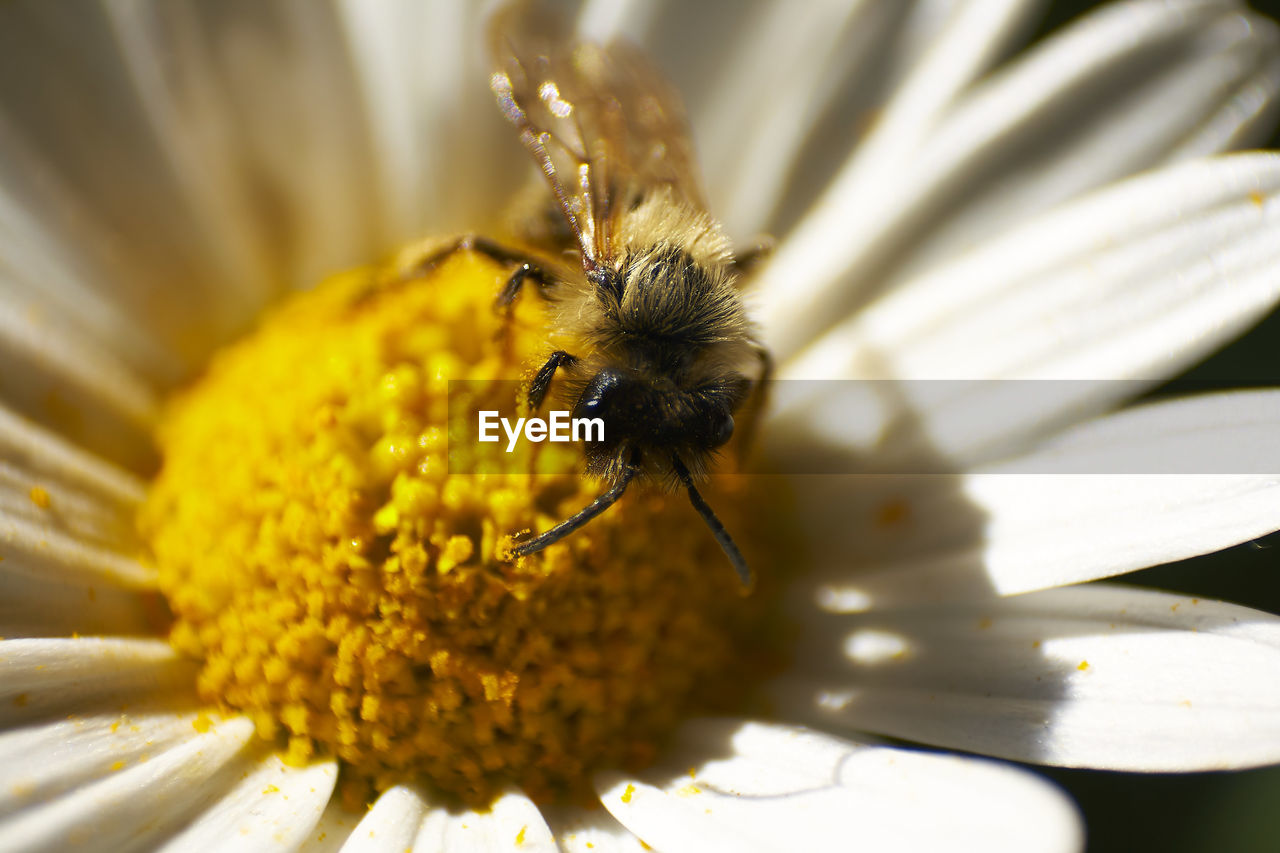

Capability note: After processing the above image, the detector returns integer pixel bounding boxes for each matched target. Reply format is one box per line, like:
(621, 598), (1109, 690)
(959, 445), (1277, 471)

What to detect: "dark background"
(1014, 2), (1280, 850)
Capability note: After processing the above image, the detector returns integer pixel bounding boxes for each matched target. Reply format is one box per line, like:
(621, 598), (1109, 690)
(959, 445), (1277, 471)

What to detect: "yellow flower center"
(139, 246), (788, 808)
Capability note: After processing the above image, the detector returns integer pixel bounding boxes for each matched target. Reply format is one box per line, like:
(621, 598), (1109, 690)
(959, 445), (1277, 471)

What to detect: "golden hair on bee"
(413, 2), (772, 587)
(553, 187), (752, 348)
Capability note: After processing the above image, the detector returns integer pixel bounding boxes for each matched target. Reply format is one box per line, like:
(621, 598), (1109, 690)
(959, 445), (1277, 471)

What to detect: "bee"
(418, 4), (770, 586)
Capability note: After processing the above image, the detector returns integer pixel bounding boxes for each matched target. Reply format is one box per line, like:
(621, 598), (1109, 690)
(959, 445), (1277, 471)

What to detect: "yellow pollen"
(140, 247), (787, 807)
(28, 486), (51, 509)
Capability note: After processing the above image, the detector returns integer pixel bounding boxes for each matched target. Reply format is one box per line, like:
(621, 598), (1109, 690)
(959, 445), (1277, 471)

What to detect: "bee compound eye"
(574, 395), (603, 417)
(711, 413), (735, 448)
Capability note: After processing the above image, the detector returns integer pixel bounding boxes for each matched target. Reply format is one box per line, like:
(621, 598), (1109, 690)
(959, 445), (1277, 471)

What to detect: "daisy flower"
(3, 0), (1280, 850)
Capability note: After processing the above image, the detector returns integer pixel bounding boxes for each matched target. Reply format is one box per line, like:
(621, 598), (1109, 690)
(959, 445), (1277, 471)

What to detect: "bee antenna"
(671, 456), (752, 590)
(509, 462), (638, 558)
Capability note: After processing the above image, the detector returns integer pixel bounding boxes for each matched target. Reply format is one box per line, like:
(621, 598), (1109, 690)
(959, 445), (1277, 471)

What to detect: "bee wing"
(489, 5), (708, 270)
(581, 39), (710, 214)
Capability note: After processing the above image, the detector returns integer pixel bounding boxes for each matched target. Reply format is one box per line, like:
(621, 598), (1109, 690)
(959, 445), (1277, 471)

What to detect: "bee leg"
(444, 236), (553, 308)
(492, 259), (556, 353)
(396, 234), (476, 280)
(398, 234), (552, 301)
(494, 262), (553, 309)
(730, 236), (775, 279)
(508, 461), (638, 558)
(401, 234), (553, 351)
(671, 456), (752, 590)
(527, 350), (577, 410)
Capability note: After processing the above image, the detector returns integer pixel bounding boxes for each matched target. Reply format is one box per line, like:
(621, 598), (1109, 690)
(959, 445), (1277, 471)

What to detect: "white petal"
(0, 5), (261, 373)
(335, 0), (524, 244)
(0, 292), (158, 471)
(791, 152), (1280, 380)
(772, 154), (1280, 463)
(0, 638), (195, 726)
(695, 0), (905, 238)
(413, 790), (555, 852)
(0, 506), (156, 590)
(789, 0), (1041, 239)
(156, 753), (337, 853)
(1168, 45), (1280, 159)
(594, 776), (766, 853)
(777, 585), (1280, 771)
(577, 0), (662, 43)
(0, 402), (144, 502)
(0, 570), (157, 639)
(0, 412), (157, 631)
(0, 710), (210, 819)
(0, 129), (175, 387)
(791, 390), (1280, 603)
(102, 0), (313, 328)
(541, 806), (648, 853)
(135, 0), (384, 294)
(296, 794), (361, 853)
(758, 0), (1270, 360)
(894, 4), (1280, 279)
(848, 0), (1044, 160)
(1, 0), (393, 376)
(0, 715), (254, 852)
(0, 415), (141, 553)
(337, 784), (428, 853)
(331, 0), (444, 243)
(0, 481), (130, 560)
(964, 391), (1280, 591)
(597, 718), (1082, 853)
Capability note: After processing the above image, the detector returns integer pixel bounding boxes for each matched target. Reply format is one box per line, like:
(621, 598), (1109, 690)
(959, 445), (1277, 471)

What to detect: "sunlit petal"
(0, 506), (155, 591)
(0, 710), (209, 820)
(335, 0), (522, 245)
(0, 638), (195, 726)
(698, 0), (1043, 239)
(577, 0), (664, 43)
(0, 292), (158, 471)
(598, 718), (1082, 853)
(155, 752), (337, 853)
(793, 390), (1280, 603)
(773, 154), (1280, 467)
(779, 585), (1280, 771)
(413, 790), (556, 852)
(296, 795), (359, 853)
(335, 784), (428, 853)
(759, 0), (1274, 360)
(542, 805), (650, 853)
(0, 716), (254, 852)
(0, 573), (157, 640)
(896, 4), (1280, 277)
